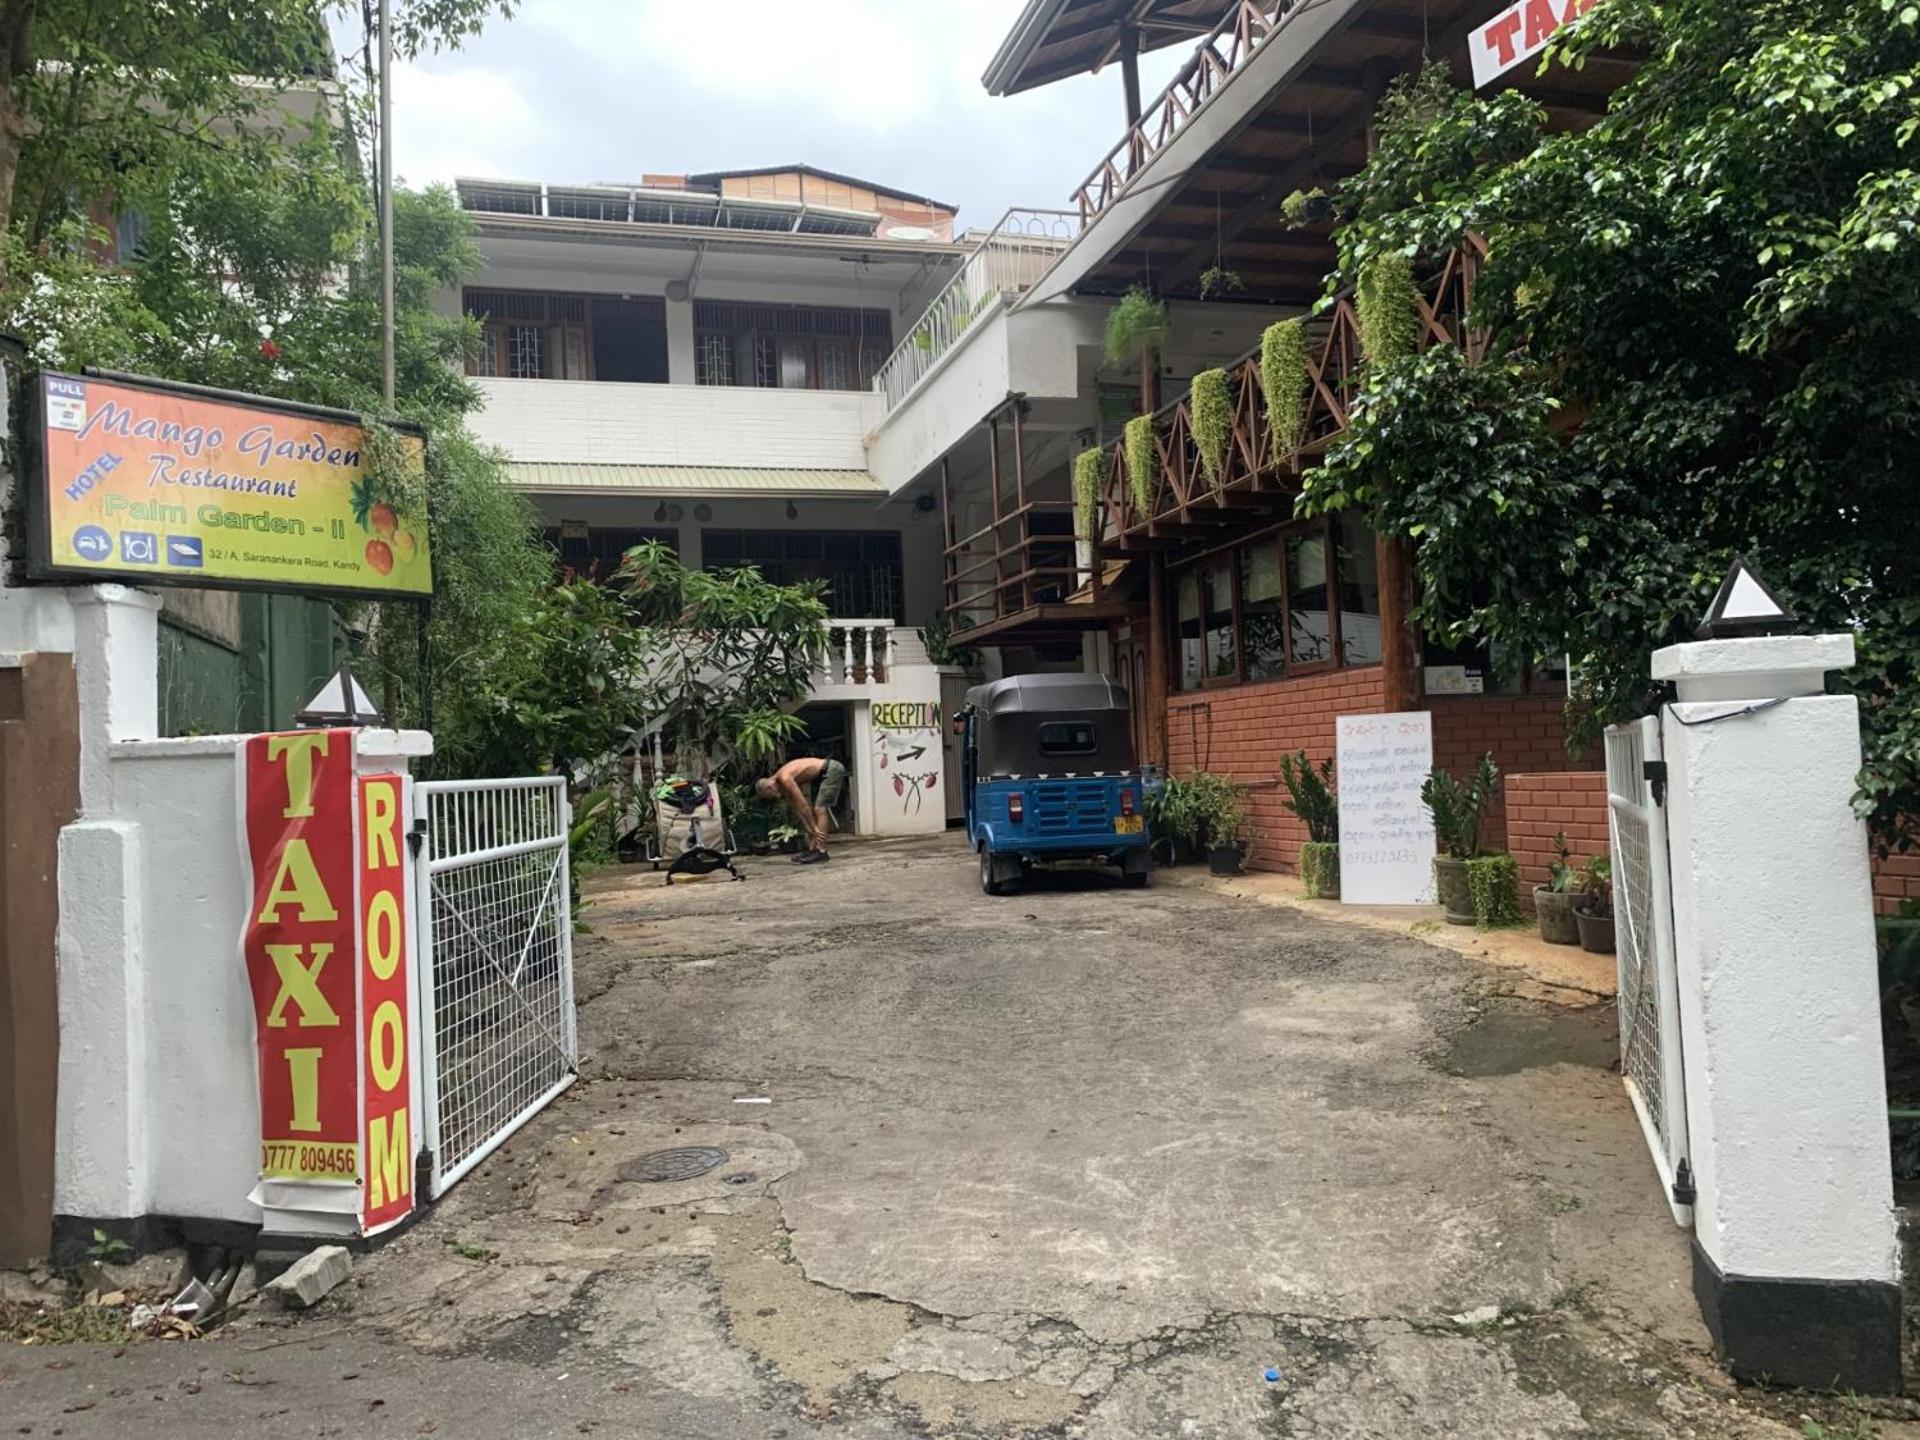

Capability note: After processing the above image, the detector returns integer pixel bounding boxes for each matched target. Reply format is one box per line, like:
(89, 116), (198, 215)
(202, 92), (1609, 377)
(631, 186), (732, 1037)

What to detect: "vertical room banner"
(358, 773), (415, 1233)
(242, 730), (360, 1191)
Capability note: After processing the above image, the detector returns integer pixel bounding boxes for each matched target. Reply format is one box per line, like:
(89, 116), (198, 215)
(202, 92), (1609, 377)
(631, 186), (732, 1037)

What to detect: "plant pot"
(1208, 843), (1245, 876)
(1299, 841), (1340, 900)
(1574, 906), (1616, 954)
(1534, 886), (1579, 945)
(1433, 856), (1474, 926)
(1171, 836), (1202, 867)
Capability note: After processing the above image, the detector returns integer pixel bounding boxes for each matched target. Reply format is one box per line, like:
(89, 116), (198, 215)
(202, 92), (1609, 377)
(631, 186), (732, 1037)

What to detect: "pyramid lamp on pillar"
(294, 664), (386, 728)
(1696, 558), (1796, 640)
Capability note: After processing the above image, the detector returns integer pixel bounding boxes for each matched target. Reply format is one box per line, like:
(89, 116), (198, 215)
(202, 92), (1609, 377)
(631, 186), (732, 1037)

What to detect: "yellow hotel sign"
(29, 371), (431, 599)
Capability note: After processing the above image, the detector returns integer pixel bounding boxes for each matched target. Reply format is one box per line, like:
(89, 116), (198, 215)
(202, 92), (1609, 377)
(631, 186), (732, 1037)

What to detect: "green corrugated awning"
(507, 462), (884, 496)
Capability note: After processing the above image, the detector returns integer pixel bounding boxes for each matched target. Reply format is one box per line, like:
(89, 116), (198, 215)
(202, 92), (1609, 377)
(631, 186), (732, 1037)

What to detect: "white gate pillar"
(1654, 630), (1899, 1391)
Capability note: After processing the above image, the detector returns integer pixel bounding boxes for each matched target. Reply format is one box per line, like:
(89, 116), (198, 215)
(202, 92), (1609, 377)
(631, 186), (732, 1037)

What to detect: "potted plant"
(1534, 830), (1582, 945)
(1465, 853), (1524, 929)
(1145, 776), (1194, 865)
(767, 822), (805, 855)
(1420, 753), (1498, 925)
(1185, 771), (1248, 875)
(1279, 749), (1340, 899)
(1574, 854), (1615, 953)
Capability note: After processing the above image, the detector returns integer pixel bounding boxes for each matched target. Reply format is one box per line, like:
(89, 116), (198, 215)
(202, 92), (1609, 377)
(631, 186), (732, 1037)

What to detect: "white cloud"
(390, 59), (550, 185)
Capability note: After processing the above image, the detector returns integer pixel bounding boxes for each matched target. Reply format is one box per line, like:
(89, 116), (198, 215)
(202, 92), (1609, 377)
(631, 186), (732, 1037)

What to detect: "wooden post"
(939, 458), (955, 621)
(986, 416), (1004, 618)
(1377, 533), (1421, 711)
(1011, 402), (1031, 612)
(1120, 22), (1143, 128)
(1146, 551), (1170, 769)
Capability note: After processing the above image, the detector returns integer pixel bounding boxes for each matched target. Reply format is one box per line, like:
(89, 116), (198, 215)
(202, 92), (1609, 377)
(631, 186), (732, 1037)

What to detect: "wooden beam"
(1157, 102), (1376, 295)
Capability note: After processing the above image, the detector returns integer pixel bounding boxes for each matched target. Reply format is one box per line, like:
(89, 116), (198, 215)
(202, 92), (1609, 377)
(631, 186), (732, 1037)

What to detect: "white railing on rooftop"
(876, 208), (1081, 412)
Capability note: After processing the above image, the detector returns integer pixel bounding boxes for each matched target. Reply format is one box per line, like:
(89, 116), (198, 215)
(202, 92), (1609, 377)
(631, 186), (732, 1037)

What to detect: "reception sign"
(240, 734), (419, 1235)
(30, 370), (430, 598)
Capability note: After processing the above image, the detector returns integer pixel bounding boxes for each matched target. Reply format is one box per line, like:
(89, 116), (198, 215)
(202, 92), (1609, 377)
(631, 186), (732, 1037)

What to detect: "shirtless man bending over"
(755, 756), (846, 865)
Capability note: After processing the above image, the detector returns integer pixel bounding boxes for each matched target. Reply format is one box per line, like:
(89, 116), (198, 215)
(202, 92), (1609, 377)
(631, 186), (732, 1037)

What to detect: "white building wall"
(865, 298), (1104, 493)
(469, 377), (884, 470)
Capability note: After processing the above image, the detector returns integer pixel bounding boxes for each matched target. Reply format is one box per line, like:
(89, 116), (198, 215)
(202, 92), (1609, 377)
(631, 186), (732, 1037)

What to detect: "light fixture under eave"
(785, 500), (799, 520)
(1697, 557), (1798, 640)
(295, 663), (385, 728)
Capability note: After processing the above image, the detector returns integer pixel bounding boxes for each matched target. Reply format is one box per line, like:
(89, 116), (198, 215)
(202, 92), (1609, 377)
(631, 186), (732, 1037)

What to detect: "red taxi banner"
(359, 773), (416, 1233)
(242, 729), (361, 1184)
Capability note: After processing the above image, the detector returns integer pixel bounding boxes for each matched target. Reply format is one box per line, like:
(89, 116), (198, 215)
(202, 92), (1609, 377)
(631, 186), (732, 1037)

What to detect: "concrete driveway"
(5, 835), (1901, 1437)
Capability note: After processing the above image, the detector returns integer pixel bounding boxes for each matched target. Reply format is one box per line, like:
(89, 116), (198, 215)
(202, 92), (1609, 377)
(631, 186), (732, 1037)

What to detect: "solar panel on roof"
(455, 178), (541, 215)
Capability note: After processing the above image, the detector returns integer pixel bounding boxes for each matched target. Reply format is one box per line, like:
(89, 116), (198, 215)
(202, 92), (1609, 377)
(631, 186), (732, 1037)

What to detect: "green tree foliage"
(0, 2), (539, 773)
(1302, 7), (1920, 849)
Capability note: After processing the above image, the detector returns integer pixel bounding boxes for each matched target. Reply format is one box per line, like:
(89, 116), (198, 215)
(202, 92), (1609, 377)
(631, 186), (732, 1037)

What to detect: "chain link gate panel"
(1604, 715), (1693, 1224)
(413, 776), (577, 1198)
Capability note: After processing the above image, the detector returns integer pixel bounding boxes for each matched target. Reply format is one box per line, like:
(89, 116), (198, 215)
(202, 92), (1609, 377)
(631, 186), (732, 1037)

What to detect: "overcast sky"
(352, 0), (1186, 228)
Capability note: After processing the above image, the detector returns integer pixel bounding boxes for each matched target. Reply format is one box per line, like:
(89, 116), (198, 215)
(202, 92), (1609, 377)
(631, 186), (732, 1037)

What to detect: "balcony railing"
(876, 208), (1080, 411)
(1094, 241), (1488, 541)
(1071, 0), (1306, 225)
(811, 620), (930, 696)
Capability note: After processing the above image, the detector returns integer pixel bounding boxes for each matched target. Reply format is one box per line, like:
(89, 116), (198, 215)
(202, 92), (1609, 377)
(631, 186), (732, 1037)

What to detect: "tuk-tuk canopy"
(965, 672), (1136, 776)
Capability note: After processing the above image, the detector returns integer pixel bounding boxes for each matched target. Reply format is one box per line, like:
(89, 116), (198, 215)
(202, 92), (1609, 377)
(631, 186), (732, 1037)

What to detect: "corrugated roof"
(507, 463), (885, 496)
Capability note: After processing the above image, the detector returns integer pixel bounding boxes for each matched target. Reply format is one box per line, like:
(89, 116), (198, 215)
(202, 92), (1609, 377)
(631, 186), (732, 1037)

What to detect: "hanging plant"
(1103, 286), (1168, 367)
(1356, 251), (1422, 366)
(1124, 414), (1157, 514)
(1197, 266), (1244, 300)
(1280, 187), (1331, 227)
(1072, 446), (1107, 541)
(1260, 318), (1310, 458)
(1189, 367), (1231, 485)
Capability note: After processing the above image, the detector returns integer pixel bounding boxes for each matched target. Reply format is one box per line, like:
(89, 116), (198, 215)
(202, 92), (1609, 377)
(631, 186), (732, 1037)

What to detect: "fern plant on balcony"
(1073, 447), (1107, 541)
(1123, 414), (1157, 515)
(1357, 252), (1422, 365)
(1103, 286), (1167, 367)
(1260, 318), (1310, 458)
(1190, 367), (1231, 485)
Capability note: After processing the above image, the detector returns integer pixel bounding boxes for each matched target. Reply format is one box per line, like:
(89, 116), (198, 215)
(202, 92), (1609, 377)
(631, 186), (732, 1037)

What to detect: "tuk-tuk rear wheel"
(979, 847), (1013, 897)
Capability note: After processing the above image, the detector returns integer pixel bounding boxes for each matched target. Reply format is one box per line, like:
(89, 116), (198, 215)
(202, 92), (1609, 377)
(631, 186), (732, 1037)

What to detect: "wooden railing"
(1071, 0), (1304, 224)
(942, 499), (1084, 633)
(1096, 242), (1488, 541)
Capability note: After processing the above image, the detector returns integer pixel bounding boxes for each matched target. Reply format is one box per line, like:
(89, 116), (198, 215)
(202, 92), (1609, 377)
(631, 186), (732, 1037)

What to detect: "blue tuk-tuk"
(958, 672), (1153, 896)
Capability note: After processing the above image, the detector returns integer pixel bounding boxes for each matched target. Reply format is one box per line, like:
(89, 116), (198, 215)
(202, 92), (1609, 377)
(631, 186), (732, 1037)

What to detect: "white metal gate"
(413, 776), (577, 1198)
(1604, 715), (1693, 1224)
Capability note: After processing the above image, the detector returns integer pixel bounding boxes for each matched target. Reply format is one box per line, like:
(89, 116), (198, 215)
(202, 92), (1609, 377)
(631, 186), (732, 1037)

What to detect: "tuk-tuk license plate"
(1114, 815), (1144, 834)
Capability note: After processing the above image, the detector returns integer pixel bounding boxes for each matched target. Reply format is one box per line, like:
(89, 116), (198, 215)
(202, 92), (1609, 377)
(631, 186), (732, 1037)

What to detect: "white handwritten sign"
(1470, 0), (1597, 89)
(1336, 712), (1437, 905)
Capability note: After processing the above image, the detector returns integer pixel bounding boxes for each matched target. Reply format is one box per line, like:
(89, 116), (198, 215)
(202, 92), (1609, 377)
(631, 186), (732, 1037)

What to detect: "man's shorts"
(812, 759), (847, 810)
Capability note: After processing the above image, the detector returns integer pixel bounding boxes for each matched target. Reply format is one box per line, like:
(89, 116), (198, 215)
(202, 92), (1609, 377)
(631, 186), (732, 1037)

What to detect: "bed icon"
(165, 535), (204, 568)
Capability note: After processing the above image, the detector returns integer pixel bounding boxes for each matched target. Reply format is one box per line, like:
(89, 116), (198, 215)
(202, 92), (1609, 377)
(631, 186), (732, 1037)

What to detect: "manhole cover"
(619, 1146), (730, 1184)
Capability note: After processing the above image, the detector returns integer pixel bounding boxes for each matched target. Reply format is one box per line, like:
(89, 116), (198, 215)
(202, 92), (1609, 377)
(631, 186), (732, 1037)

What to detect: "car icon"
(120, 531), (158, 564)
(72, 525), (112, 562)
(165, 535), (204, 568)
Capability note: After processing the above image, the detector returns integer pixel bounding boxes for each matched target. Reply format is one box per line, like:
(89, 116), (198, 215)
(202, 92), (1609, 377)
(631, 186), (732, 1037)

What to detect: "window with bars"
(701, 529), (904, 621)
(691, 300), (891, 392)
(464, 288), (667, 382)
(695, 333), (734, 386)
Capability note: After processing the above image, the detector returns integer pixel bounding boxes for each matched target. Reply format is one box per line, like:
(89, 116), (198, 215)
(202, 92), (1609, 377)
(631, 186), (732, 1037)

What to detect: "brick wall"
(1876, 850), (1919, 918)
(1505, 772), (1609, 890)
(1431, 695), (1593, 858)
(1166, 667), (1385, 872)
(1165, 676), (1598, 874)
(1498, 768), (1920, 917)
